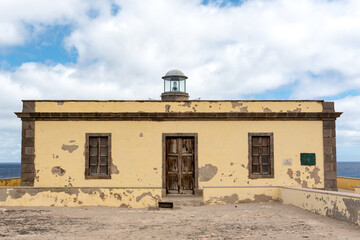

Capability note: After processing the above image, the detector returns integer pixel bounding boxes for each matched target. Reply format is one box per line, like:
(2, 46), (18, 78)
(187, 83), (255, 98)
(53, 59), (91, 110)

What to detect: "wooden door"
(166, 137), (194, 194)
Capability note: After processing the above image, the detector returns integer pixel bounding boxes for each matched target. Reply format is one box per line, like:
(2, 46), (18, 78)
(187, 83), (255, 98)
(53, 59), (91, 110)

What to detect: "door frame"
(162, 133), (199, 196)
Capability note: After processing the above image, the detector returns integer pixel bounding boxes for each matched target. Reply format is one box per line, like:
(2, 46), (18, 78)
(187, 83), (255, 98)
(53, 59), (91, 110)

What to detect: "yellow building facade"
(13, 70), (342, 207)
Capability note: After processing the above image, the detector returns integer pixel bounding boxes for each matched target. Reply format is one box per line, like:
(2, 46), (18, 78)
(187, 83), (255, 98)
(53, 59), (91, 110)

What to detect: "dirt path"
(0, 202), (359, 239)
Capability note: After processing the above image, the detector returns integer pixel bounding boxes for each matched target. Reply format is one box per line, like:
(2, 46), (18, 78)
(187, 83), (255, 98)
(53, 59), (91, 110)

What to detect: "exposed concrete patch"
(294, 178), (301, 184)
(296, 171), (301, 177)
(8, 189), (37, 199)
(0, 189), (8, 201)
(35, 170), (40, 183)
(301, 180), (308, 188)
(262, 107), (272, 113)
(69, 140), (75, 143)
(254, 194), (273, 202)
(61, 144), (78, 153)
(120, 203), (129, 208)
(199, 164), (218, 182)
(165, 105), (171, 112)
(139, 132), (143, 137)
(192, 107), (197, 112)
(287, 169), (294, 179)
(325, 200), (349, 223)
(51, 166), (66, 176)
(240, 106), (248, 112)
(57, 101), (64, 105)
(288, 108), (302, 113)
(180, 102), (191, 107)
(153, 168), (157, 171)
(309, 167), (321, 184)
(343, 198), (360, 223)
(231, 102), (243, 108)
(6, 188), (80, 200)
(81, 189), (100, 195)
(99, 192), (105, 201)
(126, 190), (134, 194)
(111, 163), (119, 174)
(136, 192), (153, 202)
(221, 194), (239, 204)
(50, 188), (80, 195)
(241, 164), (245, 168)
(64, 177), (74, 187)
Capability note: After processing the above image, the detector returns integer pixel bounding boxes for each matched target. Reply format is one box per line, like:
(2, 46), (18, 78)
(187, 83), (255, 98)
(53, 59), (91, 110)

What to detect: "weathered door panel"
(166, 137), (194, 194)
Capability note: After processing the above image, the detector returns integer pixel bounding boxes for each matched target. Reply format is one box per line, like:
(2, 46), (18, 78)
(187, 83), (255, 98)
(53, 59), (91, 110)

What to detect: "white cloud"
(60, 0), (360, 99)
(0, 0), (111, 48)
(1, 0), (360, 161)
(336, 95), (360, 147)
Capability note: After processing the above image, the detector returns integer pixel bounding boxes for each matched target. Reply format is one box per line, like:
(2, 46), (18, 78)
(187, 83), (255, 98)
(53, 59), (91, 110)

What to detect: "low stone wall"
(204, 186), (360, 226)
(203, 186), (279, 204)
(337, 176), (360, 190)
(0, 187), (161, 208)
(0, 178), (21, 187)
(1, 185), (360, 226)
(280, 187), (360, 226)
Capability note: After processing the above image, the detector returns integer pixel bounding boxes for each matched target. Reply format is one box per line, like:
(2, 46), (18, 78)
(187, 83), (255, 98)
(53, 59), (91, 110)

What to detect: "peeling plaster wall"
(280, 187), (360, 226)
(203, 186), (279, 205)
(34, 101), (323, 113)
(286, 166), (322, 189)
(337, 177), (360, 190)
(0, 178), (21, 187)
(0, 187), (161, 208)
(204, 186), (360, 226)
(33, 120), (324, 189)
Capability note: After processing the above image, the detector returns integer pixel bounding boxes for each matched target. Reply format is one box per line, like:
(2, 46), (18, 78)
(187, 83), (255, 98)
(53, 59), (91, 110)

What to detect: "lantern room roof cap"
(162, 69), (188, 79)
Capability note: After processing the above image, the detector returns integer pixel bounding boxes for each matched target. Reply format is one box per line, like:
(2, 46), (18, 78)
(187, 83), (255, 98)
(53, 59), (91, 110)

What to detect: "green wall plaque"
(300, 153), (316, 166)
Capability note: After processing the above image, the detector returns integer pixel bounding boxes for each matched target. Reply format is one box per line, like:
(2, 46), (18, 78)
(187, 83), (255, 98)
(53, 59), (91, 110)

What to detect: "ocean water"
(0, 162), (360, 179)
(0, 163), (21, 179)
(337, 162), (360, 178)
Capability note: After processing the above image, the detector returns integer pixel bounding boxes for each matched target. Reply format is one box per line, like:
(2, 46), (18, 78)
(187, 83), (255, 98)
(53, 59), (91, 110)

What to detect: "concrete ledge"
(281, 186), (360, 198)
(203, 186), (279, 205)
(0, 187), (162, 208)
(203, 185), (279, 188)
(280, 186), (360, 226)
(355, 186), (360, 194)
(204, 186), (360, 226)
(1, 185), (360, 226)
(337, 176), (360, 190)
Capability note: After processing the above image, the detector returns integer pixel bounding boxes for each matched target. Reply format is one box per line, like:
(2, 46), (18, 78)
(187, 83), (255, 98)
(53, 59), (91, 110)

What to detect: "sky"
(0, 0), (360, 163)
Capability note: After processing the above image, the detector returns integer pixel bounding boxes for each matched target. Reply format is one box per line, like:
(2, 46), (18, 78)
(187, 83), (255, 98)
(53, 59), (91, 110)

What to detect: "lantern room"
(161, 69), (190, 101)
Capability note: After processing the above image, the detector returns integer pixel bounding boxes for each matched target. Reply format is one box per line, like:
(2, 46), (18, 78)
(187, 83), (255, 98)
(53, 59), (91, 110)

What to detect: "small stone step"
(161, 195), (203, 207)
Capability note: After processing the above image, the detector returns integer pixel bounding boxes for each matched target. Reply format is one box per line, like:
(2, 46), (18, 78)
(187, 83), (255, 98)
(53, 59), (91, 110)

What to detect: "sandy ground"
(0, 202), (359, 240)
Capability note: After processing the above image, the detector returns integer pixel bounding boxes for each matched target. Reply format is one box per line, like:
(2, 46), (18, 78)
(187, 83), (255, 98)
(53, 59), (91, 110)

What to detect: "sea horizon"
(1, 161), (360, 179)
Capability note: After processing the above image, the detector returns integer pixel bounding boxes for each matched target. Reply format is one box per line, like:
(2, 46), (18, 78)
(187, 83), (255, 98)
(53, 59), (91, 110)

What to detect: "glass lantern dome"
(162, 69), (188, 93)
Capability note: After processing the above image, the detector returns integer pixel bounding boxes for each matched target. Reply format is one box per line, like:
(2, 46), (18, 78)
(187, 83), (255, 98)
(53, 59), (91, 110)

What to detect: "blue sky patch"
(87, 9), (100, 19)
(202, 0), (247, 7)
(111, 3), (121, 16)
(0, 24), (77, 69)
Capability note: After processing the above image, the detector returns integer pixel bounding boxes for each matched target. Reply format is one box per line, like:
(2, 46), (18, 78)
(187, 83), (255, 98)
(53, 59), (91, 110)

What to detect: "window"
(248, 133), (274, 179)
(85, 133), (111, 179)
